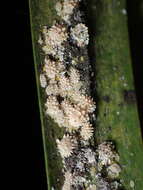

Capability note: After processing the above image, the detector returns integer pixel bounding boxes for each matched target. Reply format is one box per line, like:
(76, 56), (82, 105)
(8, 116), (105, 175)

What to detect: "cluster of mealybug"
(38, 0), (122, 189)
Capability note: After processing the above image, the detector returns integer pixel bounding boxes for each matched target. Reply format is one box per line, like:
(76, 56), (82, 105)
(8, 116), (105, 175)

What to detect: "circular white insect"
(70, 23), (89, 47)
(130, 180), (135, 188)
(55, 0), (78, 23)
(80, 124), (94, 140)
(56, 134), (77, 158)
(107, 163), (121, 178)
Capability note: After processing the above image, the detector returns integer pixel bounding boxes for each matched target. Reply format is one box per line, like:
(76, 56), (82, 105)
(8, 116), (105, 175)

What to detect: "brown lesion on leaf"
(124, 90), (136, 104)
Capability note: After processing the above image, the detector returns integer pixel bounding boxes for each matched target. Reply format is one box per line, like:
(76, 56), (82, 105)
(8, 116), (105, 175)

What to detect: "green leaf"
(29, 0), (64, 189)
(29, 0), (143, 189)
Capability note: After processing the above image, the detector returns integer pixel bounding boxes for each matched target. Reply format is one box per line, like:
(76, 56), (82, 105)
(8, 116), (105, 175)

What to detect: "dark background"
(15, 0), (143, 189)
(127, 0), (143, 137)
(15, 0), (47, 189)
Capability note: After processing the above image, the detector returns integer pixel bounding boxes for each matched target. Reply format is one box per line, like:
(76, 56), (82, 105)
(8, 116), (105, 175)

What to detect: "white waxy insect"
(56, 134), (77, 158)
(39, 74), (47, 88)
(80, 124), (94, 140)
(107, 163), (121, 178)
(130, 180), (135, 188)
(70, 23), (89, 47)
(62, 171), (73, 190)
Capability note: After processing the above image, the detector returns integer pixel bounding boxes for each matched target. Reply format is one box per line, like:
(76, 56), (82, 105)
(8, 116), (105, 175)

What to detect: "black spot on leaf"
(103, 95), (110, 103)
(124, 90), (136, 104)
